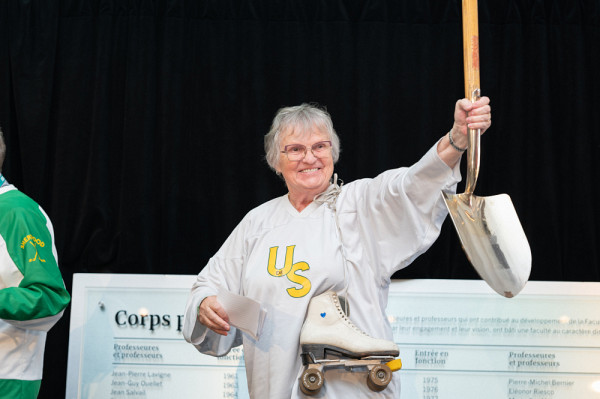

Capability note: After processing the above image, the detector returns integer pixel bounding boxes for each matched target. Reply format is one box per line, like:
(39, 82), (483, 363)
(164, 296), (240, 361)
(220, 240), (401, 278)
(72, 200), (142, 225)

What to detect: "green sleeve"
(0, 193), (70, 322)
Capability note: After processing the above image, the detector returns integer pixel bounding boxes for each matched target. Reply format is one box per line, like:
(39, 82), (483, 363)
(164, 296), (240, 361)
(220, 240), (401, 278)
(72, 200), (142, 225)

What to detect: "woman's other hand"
(198, 295), (231, 336)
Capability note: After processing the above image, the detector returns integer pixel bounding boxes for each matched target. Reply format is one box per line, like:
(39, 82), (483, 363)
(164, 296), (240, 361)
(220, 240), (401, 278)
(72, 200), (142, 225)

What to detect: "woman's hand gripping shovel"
(442, 0), (531, 298)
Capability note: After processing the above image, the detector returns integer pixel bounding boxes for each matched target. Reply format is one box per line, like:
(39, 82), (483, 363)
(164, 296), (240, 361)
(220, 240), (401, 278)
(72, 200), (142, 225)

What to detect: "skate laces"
(332, 293), (370, 337)
(314, 173), (343, 210)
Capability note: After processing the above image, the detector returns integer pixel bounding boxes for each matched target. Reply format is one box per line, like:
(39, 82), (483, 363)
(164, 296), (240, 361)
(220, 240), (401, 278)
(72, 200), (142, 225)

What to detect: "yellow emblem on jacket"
(20, 234), (46, 263)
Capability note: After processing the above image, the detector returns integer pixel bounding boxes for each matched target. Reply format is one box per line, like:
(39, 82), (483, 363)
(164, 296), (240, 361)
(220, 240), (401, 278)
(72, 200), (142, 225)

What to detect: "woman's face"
(277, 124), (334, 199)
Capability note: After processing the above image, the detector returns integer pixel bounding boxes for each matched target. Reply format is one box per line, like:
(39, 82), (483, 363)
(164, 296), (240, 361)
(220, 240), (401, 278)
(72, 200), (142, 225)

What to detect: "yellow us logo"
(20, 234), (46, 263)
(267, 245), (311, 298)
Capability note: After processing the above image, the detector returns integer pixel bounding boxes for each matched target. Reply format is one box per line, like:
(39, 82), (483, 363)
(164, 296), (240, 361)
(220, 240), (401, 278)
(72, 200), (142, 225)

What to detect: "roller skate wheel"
(367, 364), (392, 392)
(300, 368), (324, 396)
(386, 358), (403, 372)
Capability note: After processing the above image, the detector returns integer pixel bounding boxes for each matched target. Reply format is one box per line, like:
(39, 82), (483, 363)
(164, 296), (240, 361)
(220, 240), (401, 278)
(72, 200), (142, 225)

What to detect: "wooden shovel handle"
(462, 0), (481, 195)
(463, 0), (480, 100)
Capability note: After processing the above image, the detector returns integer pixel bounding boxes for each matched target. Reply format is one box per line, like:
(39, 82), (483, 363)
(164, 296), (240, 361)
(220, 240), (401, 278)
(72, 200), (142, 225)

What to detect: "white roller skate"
(298, 291), (402, 395)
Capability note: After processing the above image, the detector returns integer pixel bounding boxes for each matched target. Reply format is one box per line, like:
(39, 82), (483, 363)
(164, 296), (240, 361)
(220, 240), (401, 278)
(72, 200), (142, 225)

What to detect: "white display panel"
(66, 274), (249, 399)
(387, 280), (600, 399)
(66, 274), (600, 398)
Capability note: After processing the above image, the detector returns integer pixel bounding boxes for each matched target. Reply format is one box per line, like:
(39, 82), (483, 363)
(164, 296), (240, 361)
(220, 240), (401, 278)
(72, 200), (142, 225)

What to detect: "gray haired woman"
(184, 98), (491, 398)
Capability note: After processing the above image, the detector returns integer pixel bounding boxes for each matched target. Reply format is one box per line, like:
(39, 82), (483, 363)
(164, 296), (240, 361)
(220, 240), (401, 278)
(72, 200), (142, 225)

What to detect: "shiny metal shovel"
(441, 0), (531, 298)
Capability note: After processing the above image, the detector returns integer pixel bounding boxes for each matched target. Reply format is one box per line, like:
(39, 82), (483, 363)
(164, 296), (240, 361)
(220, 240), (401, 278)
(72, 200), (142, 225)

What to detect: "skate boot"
(298, 291), (402, 395)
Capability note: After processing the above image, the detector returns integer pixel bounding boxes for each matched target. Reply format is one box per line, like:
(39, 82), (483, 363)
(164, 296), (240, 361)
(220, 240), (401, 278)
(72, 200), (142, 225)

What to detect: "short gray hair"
(264, 103), (340, 172)
(0, 126), (5, 173)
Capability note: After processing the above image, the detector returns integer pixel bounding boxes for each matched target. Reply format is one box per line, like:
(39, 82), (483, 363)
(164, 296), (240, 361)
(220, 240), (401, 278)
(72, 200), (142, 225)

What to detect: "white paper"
(217, 287), (267, 340)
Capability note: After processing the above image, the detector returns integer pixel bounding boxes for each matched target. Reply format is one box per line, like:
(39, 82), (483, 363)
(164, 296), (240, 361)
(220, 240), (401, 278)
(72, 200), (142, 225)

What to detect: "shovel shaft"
(465, 116), (481, 196)
(462, 0), (480, 98)
(462, 0), (481, 196)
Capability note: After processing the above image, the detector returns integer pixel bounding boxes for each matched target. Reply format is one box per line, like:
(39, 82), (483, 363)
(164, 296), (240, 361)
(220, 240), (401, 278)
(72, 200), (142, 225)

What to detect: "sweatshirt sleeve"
(343, 141), (462, 282)
(182, 215), (250, 356)
(0, 200), (70, 332)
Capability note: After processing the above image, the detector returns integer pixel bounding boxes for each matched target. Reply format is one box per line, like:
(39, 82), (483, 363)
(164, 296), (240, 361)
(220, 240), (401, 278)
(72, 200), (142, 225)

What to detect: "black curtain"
(1, 1), (598, 397)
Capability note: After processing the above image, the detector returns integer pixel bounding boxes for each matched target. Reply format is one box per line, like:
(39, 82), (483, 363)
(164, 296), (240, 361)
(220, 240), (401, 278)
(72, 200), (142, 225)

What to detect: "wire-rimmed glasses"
(280, 141), (332, 161)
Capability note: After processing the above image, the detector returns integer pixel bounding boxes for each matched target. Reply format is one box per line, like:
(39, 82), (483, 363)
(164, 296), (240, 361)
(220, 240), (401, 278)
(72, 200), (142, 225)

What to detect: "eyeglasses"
(280, 141), (332, 161)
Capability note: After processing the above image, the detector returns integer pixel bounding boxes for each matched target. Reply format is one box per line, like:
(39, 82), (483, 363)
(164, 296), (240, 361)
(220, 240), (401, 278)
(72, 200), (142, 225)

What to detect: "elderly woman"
(183, 98), (491, 398)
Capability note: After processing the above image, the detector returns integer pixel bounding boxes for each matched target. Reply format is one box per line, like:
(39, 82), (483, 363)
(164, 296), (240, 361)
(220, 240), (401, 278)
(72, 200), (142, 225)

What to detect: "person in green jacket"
(0, 127), (70, 398)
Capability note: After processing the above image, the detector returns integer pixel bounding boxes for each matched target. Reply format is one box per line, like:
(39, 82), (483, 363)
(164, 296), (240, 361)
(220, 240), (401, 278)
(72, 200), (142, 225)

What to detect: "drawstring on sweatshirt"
(313, 173), (351, 316)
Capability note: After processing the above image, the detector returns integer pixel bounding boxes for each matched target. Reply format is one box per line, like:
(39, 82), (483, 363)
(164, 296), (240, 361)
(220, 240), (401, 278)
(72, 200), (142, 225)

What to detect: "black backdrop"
(1, 0), (599, 397)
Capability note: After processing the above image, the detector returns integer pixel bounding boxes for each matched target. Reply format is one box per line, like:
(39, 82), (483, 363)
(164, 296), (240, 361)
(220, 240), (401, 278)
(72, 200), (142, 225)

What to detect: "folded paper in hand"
(217, 288), (267, 340)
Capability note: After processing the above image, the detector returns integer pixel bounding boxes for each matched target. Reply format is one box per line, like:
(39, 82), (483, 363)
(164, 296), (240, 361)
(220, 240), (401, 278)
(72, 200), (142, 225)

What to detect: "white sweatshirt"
(184, 143), (461, 398)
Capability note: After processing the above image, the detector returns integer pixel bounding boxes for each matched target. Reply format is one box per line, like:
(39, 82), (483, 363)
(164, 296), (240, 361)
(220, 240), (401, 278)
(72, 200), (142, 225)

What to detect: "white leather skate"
(298, 291), (402, 395)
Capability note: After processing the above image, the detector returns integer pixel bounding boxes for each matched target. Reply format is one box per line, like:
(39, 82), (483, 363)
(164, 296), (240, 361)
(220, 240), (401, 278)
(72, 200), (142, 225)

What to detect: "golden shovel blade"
(442, 191), (532, 298)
